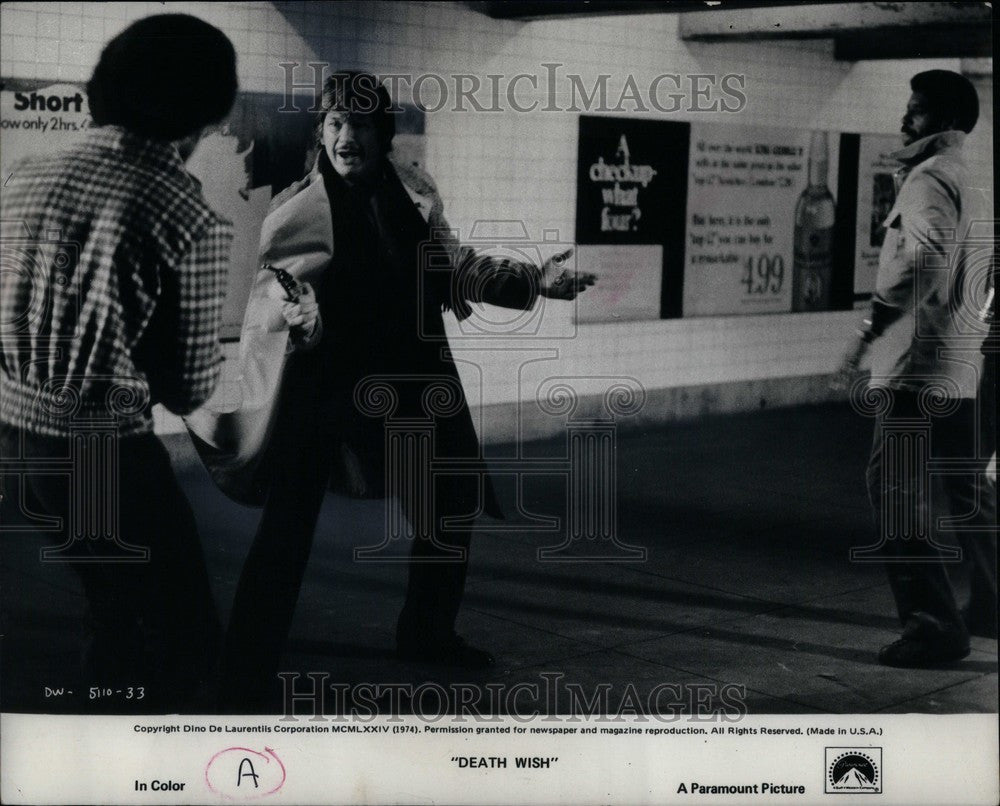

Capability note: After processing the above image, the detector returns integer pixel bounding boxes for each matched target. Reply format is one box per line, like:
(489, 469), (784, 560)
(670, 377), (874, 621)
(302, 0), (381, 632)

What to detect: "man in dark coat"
(218, 72), (594, 707)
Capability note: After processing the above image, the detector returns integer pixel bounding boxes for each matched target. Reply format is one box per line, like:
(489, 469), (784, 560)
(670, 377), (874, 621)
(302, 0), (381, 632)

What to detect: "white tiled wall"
(1, 1), (992, 432)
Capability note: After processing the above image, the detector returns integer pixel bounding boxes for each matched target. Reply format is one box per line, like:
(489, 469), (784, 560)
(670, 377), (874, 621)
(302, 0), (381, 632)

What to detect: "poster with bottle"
(681, 123), (841, 317)
(852, 133), (904, 301)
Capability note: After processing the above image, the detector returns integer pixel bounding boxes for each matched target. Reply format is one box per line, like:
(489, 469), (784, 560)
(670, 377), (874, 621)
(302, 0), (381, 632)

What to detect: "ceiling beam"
(678, 2), (992, 60)
(465, 1), (836, 21)
(464, 2), (992, 60)
(678, 2), (991, 40)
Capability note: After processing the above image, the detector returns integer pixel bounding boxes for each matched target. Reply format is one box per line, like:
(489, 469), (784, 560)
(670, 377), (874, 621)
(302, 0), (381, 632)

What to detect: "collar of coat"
(890, 129), (965, 167)
(258, 150), (470, 318)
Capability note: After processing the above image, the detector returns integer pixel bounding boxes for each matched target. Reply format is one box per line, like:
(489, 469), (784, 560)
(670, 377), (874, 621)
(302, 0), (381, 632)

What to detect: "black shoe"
(961, 605), (999, 640)
(397, 634), (495, 669)
(878, 633), (970, 668)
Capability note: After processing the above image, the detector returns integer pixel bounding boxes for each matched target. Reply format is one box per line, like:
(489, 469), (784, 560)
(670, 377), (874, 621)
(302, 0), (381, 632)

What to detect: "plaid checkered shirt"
(0, 125), (232, 437)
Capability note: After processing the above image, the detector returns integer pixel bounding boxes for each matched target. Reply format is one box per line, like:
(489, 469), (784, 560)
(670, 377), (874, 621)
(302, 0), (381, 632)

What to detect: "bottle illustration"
(792, 131), (836, 311)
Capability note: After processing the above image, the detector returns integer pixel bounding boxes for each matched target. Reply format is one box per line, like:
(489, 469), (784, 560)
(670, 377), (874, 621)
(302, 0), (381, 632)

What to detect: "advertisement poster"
(0, 80), (92, 172)
(575, 116), (678, 246)
(575, 115), (688, 319)
(574, 115), (869, 323)
(682, 123), (841, 317)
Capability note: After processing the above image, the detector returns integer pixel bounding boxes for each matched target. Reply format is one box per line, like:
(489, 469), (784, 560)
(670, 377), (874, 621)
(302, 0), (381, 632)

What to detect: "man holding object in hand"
(218, 72), (595, 709)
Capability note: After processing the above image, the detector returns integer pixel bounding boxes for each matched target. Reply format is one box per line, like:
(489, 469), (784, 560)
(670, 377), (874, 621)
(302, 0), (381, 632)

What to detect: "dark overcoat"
(188, 152), (541, 517)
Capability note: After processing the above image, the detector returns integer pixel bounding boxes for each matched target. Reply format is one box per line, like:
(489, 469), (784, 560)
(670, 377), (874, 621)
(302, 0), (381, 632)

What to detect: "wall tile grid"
(1, 2), (990, 429)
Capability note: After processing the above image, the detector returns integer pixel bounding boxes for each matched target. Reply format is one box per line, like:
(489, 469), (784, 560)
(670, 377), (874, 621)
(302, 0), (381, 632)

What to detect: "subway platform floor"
(2, 403), (996, 715)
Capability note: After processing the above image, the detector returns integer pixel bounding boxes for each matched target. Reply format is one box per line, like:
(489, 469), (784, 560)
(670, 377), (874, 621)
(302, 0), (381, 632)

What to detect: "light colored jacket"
(186, 154), (539, 505)
(869, 130), (988, 398)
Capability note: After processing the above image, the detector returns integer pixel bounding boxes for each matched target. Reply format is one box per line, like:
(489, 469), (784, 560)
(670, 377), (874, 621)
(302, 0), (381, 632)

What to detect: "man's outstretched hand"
(539, 248), (597, 300)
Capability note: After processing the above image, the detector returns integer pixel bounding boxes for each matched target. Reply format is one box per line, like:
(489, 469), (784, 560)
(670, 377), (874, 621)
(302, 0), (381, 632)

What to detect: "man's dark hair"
(316, 72), (396, 153)
(87, 14), (237, 141)
(910, 70), (979, 134)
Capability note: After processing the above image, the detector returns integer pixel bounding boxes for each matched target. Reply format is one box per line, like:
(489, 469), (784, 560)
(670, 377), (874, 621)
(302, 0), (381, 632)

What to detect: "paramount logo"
(825, 748), (882, 794)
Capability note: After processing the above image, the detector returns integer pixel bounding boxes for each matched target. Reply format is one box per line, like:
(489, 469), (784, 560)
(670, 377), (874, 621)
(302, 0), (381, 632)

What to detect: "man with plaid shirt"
(0, 15), (241, 710)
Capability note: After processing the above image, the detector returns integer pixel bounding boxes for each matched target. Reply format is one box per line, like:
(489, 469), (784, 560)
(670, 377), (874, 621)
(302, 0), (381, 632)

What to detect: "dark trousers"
(866, 392), (997, 637)
(1, 426), (221, 710)
(219, 425), (473, 707)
